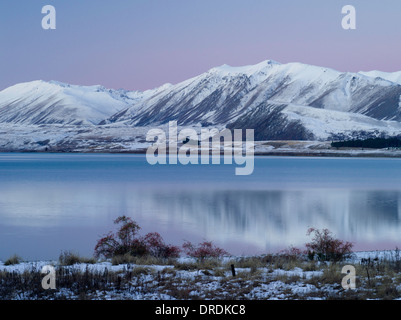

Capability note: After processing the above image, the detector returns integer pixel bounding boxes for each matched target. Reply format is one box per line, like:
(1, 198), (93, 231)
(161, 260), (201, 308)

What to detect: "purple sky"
(1, 0), (401, 91)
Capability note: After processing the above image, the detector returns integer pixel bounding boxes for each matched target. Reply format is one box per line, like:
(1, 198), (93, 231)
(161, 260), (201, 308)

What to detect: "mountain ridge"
(1, 60), (401, 142)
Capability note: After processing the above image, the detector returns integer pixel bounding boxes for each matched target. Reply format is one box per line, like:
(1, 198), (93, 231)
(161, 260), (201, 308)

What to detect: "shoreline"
(1, 149), (401, 159)
(1, 249), (401, 300)
(1, 135), (401, 158)
(0, 248), (397, 264)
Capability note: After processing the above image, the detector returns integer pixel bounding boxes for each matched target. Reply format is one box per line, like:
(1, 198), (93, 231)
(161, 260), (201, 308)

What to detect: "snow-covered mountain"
(103, 60), (401, 140)
(1, 60), (401, 144)
(111, 60), (401, 125)
(0, 80), (146, 125)
(359, 70), (401, 85)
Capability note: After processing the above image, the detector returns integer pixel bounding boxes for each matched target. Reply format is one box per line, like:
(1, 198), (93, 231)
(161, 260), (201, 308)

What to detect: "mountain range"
(2, 59), (401, 150)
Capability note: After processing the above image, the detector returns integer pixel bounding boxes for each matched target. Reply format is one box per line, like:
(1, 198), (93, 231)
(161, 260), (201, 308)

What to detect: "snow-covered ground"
(1, 250), (401, 300)
(1, 122), (401, 158)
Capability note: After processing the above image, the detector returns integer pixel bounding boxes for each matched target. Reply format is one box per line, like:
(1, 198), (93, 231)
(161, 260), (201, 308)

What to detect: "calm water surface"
(1, 153), (401, 260)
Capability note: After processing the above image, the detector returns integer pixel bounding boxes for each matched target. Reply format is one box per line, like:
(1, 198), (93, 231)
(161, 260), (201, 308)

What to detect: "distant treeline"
(331, 137), (401, 149)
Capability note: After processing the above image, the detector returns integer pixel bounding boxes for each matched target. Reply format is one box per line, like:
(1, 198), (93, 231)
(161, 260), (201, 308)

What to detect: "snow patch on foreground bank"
(0, 251), (400, 300)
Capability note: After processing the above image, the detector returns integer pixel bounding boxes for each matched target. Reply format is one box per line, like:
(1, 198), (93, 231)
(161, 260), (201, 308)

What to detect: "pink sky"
(1, 0), (401, 91)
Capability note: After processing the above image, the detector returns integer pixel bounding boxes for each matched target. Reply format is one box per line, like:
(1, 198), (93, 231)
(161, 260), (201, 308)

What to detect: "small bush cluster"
(182, 240), (228, 260)
(94, 215), (180, 260)
(143, 232), (181, 259)
(278, 246), (305, 262)
(95, 216), (229, 261)
(305, 227), (353, 262)
(4, 254), (22, 266)
(59, 250), (96, 266)
(276, 228), (354, 263)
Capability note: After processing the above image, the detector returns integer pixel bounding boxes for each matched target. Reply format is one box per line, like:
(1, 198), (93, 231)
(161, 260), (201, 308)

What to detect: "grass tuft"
(4, 254), (23, 266)
(59, 250), (96, 266)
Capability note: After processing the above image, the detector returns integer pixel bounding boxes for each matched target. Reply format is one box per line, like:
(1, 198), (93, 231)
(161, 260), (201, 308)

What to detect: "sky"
(1, 0), (401, 91)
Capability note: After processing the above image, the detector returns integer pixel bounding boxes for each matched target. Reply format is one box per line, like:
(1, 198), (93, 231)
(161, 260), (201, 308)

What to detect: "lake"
(1, 153), (401, 260)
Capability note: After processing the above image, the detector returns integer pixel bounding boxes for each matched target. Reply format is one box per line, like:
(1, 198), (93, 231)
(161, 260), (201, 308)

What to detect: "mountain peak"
(209, 59), (281, 76)
(358, 70), (401, 85)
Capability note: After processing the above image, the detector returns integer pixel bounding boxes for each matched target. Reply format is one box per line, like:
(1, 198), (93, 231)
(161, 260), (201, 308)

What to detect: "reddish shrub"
(94, 232), (119, 259)
(142, 232), (181, 259)
(94, 215), (181, 259)
(182, 240), (229, 260)
(305, 227), (353, 262)
(114, 215), (141, 247)
(278, 246), (305, 261)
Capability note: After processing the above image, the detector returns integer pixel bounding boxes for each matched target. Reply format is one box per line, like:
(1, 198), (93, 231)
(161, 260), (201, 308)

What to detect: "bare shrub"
(182, 240), (229, 260)
(305, 227), (353, 262)
(94, 215), (180, 259)
(278, 246), (305, 262)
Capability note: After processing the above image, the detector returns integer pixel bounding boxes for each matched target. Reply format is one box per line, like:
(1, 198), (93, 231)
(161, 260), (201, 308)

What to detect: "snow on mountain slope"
(2, 60), (401, 143)
(109, 60), (401, 131)
(0, 80), (145, 125)
(282, 103), (401, 140)
(359, 70), (401, 85)
(226, 100), (401, 141)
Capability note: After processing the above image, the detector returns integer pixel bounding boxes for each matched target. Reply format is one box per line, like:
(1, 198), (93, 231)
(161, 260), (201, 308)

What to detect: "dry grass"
(111, 253), (176, 266)
(3, 251), (401, 300)
(59, 251), (96, 266)
(4, 254), (23, 266)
